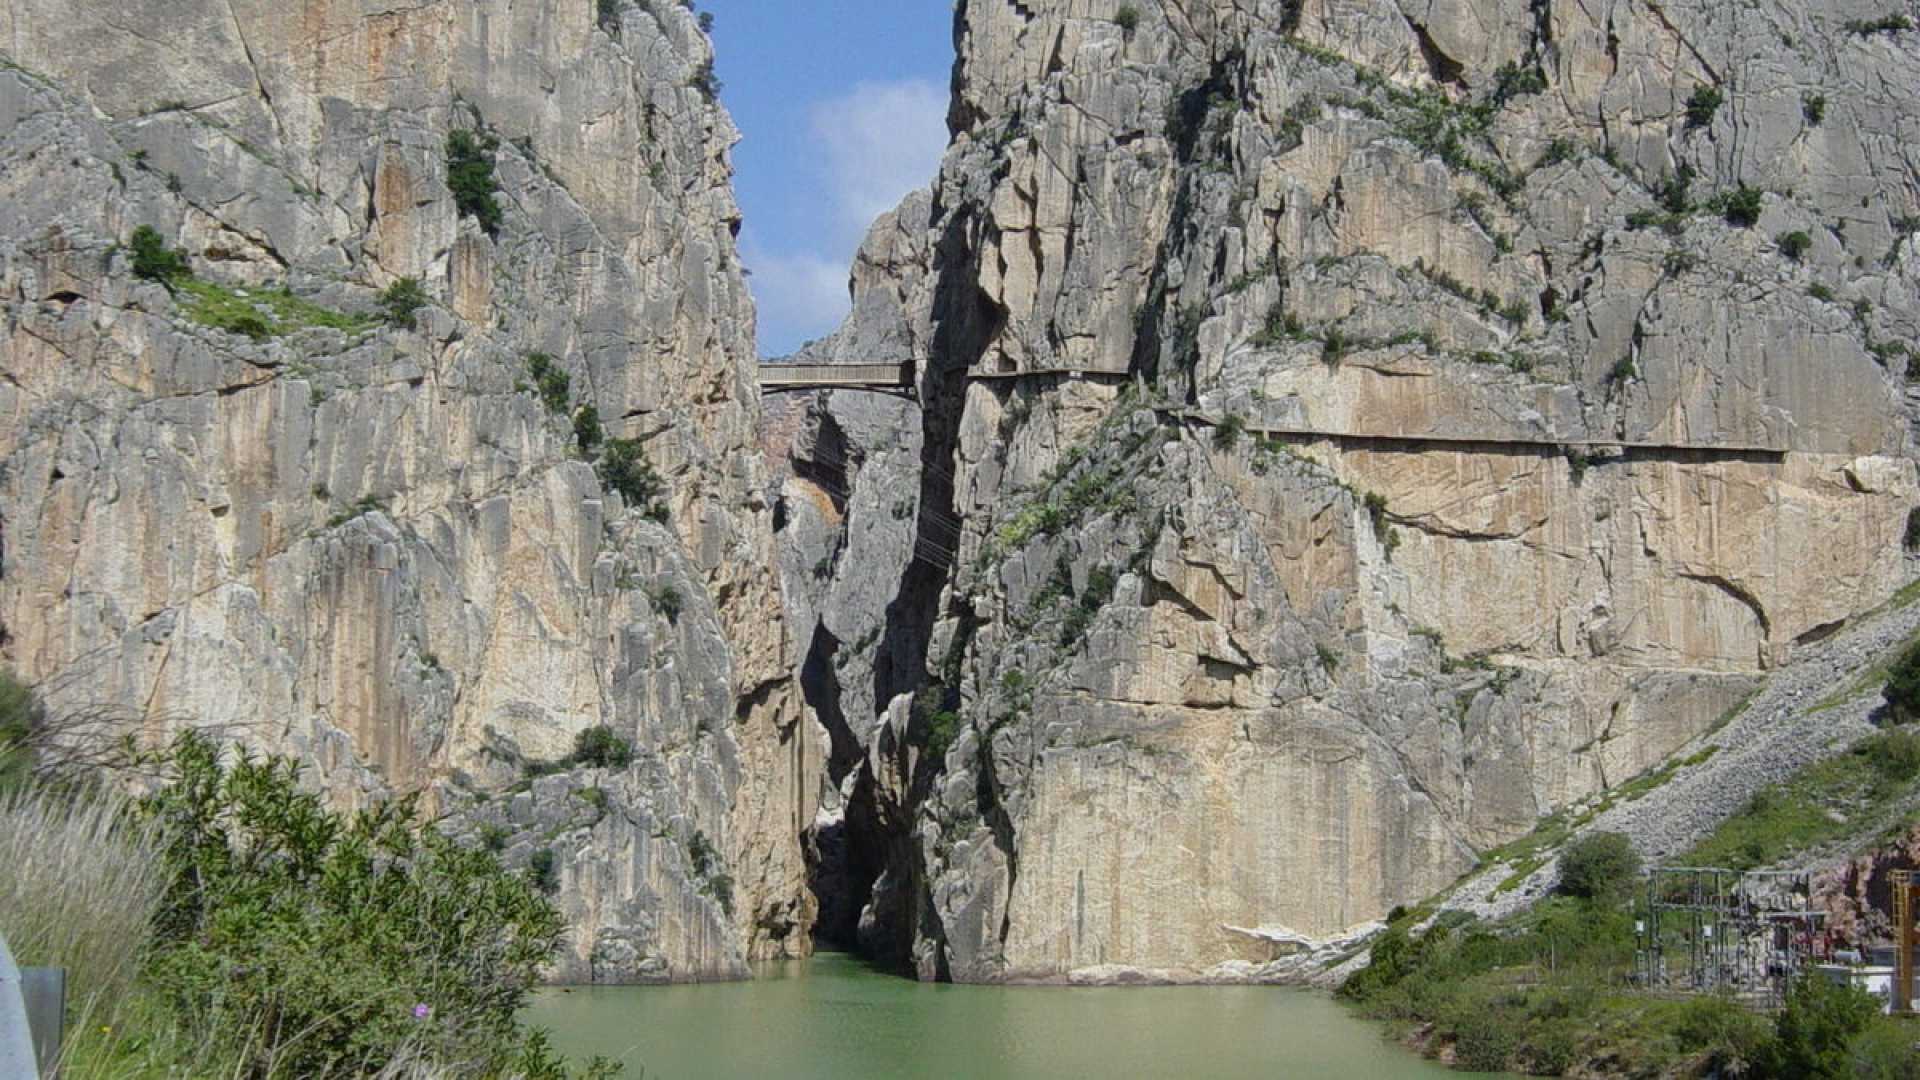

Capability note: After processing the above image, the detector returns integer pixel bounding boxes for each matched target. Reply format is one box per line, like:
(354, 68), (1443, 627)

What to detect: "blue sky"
(705, 2), (955, 356)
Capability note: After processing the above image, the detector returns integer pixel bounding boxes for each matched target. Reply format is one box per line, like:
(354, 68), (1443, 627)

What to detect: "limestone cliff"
(780, 0), (1920, 982)
(0, 1), (822, 981)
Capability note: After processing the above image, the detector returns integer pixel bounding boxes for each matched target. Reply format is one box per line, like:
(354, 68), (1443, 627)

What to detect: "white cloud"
(809, 79), (950, 234)
(746, 78), (947, 355)
(742, 234), (852, 355)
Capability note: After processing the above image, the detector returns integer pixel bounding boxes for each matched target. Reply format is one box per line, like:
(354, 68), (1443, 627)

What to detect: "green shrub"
(1868, 728), (1920, 782)
(526, 352), (572, 414)
(1213, 412), (1245, 449)
(924, 709), (962, 762)
(1778, 230), (1813, 261)
(690, 60), (722, 101)
(139, 731), (577, 1077)
(1322, 327), (1349, 365)
(1723, 185), (1765, 228)
(573, 405), (604, 453)
(129, 225), (191, 283)
(1849, 1018), (1920, 1078)
(596, 0), (622, 32)
(0, 670), (39, 792)
(598, 437), (668, 520)
(572, 725), (635, 770)
(529, 847), (560, 895)
(380, 276), (429, 329)
(1521, 1024), (1580, 1075)
(1674, 994), (1772, 1072)
(1885, 637), (1920, 724)
(1685, 85), (1724, 128)
(446, 129), (503, 236)
(1558, 831), (1641, 901)
(1754, 973), (1882, 1079)
(1114, 4), (1140, 32)
(647, 585), (683, 623)
(1803, 93), (1827, 126)
(1453, 1010), (1520, 1071)
(1846, 14), (1914, 34)
(1651, 166), (1691, 214)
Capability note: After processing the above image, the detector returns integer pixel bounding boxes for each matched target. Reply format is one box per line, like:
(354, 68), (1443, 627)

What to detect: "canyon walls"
(780, 0), (1920, 982)
(0, 0), (822, 981)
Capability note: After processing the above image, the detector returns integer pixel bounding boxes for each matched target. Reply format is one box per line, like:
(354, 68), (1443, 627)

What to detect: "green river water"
(527, 952), (1501, 1079)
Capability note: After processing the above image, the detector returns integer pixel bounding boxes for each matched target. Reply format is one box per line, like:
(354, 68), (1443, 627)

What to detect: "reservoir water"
(528, 952), (1494, 1079)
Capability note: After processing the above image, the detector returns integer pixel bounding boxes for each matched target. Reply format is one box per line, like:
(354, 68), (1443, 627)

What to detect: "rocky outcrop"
(0, 0), (822, 981)
(779, 0), (1920, 983)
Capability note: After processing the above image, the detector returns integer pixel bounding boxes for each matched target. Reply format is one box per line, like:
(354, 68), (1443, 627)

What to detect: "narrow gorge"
(772, 0), (1920, 984)
(4, 0), (1919, 1002)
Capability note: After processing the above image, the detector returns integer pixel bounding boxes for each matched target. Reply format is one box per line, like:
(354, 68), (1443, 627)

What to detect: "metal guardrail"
(1, 931), (64, 1078)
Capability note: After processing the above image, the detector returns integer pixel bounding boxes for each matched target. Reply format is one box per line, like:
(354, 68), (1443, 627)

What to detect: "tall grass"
(0, 783), (167, 1016)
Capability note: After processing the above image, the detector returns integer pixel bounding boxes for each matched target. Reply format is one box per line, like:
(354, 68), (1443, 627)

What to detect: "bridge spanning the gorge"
(755, 360), (1138, 395)
(756, 361), (915, 393)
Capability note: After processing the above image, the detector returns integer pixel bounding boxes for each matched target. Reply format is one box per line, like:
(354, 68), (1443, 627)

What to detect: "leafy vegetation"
(1557, 831), (1641, 902)
(922, 708), (962, 763)
(1684, 84), (1724, 129)
(0, 669), (40, 792)
(176, 279), (378, 341)
(686, 830), (733, 916)
(598, 437), (670, 522)
(126, 227), (375, 340)
(446, 129), (503, 236)
(571, 725), (636, 770)
(648, 585), (683, 624)
(1804, 93), (1827, 126)
(381, 276), (429, 329)
(1341, 890), (1918, 1076)
(1721, 184), (1765, 228)
(129, 224), (191, 283)
(1884, 636), (1920, 724)
(1683, 730), (1920, 871)
(1114, 4), (1140, 32)
(1778, 230), (1813, 261)
(527, 352), (572, 414)
(573, 404), (604, 454)
(14, 732), (617, 1078)
(1845, 13), (1914, 34)
(690, 60), (722, 101)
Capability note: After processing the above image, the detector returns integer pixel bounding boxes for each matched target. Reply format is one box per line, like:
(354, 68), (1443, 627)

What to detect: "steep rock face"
(781, 0), (1920, 982)
(0, 1), (821, 981)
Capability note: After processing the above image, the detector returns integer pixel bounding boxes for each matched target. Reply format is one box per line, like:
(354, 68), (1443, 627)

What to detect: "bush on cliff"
(598, 437), (669, 521)
(572, 724), (635, 770)
(129, 224), (191, 283)
(446, 129), (503, 236)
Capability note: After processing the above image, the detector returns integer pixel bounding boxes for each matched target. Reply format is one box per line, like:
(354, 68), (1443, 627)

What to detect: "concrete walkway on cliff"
(1445, 582), (1920, 923)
